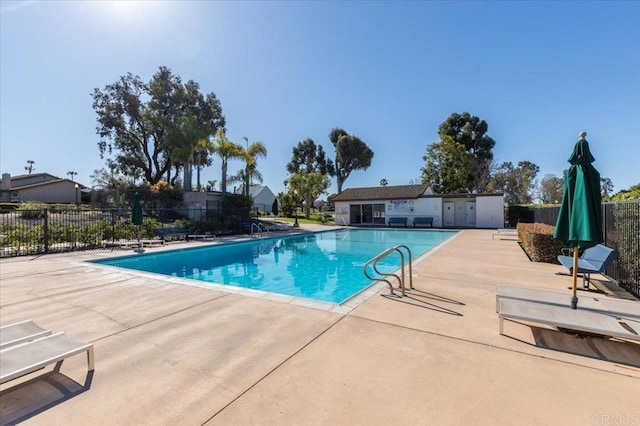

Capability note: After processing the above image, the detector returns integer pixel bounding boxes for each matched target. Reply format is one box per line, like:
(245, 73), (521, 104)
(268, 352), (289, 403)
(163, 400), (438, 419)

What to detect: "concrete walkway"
(1, 228), (638, 425)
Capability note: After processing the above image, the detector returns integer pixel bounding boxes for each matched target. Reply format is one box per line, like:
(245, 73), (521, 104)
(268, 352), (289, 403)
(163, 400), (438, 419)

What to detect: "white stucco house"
(331, 184), (504, 228)
(0, 173), (88, 204)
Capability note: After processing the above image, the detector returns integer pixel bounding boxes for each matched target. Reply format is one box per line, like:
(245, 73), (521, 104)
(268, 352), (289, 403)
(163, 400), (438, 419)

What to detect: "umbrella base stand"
(571, 296), (578, 309)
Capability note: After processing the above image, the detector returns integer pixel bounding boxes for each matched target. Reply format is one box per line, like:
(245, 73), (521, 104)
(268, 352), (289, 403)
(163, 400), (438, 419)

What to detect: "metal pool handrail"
(363, 245), (413, 297)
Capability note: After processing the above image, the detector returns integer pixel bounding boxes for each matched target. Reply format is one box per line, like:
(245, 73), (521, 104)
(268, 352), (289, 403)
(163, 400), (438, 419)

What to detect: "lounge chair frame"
(557, 244), (619, 289)
(498, 298), (640, 342)
(0, 331), (95, 385)
(0, 320), (52, 349)
(496, 285), (640, 320)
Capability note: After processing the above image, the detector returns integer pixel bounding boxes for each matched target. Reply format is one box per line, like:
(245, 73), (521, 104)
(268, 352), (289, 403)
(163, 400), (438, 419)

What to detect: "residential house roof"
(248, 186), (267, 198)
(0, 173), (86, 192)
(331, 184), (504, 202)
(331, 184), (431, 202)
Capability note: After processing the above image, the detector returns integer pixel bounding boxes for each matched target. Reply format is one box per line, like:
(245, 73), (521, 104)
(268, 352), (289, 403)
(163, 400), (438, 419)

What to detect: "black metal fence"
(510, 200), (640, 298)
(3, 202), (638, 298)
(0, 207), (252, 258)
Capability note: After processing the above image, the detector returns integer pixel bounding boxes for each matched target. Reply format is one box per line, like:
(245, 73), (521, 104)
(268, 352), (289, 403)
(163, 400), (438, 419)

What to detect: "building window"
(350, 203), (385, 224)
(373, 204), (385, 224)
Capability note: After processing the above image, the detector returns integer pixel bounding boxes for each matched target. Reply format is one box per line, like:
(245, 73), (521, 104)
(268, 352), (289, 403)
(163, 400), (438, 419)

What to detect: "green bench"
(413, 217), (434, 228)
(388, 217), (407, 227)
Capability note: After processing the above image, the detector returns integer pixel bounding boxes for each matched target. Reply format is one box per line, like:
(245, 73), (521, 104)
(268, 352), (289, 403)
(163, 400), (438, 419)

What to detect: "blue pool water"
(92, 229), (457, 304)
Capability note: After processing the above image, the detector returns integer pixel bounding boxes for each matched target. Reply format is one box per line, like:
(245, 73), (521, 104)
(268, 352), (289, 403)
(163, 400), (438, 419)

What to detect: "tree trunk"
(221, 161), (228, 201)
(196, 157), (201, 192)
(244, 165), (250, 197)
(305, 192), (312, 219)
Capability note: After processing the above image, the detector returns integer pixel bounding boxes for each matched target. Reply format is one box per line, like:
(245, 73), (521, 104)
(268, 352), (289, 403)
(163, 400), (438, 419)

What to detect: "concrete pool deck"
(0, 227), (638, 425)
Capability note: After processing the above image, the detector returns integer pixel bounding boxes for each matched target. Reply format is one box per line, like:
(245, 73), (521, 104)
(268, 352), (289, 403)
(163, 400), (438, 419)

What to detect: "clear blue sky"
(1, 1), (639, 197)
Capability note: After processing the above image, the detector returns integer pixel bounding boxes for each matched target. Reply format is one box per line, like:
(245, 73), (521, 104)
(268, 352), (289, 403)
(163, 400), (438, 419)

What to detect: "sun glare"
(102, 0), (150, 20)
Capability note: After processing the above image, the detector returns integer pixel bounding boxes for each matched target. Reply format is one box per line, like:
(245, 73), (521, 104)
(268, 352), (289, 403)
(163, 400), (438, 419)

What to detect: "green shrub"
(517, 223), (565, 263)
(17, 202), (48, 219)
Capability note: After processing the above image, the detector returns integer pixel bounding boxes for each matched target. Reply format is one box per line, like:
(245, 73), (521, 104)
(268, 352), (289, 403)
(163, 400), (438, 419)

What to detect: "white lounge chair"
(0, 320), (52, 349)
(187, 233), (216, 240)
(496, 285), (640, 320)
(498, 298), (640, 342)
(0, 332), (95, 385)
(492, 228), (518, 240)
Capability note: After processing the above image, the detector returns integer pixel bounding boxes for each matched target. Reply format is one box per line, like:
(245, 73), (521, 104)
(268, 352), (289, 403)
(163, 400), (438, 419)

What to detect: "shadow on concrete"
(0, 370), (93, 426)
(505, 322), (640, 369)
(381, 289), (464, 316)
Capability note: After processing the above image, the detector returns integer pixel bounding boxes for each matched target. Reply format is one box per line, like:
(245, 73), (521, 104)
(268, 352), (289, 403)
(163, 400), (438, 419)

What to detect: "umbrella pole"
(571, 247), (579, 309)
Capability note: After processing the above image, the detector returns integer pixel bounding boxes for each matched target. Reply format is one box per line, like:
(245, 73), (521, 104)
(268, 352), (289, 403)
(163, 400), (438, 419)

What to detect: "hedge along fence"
(0, 206), (254, 257)
(0, 208), (160, 257)
(516, 223), (566, 264)
(523, 200), (639, 297)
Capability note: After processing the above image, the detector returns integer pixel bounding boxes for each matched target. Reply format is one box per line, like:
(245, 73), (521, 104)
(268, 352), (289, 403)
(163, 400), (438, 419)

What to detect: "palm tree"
(228, 167), (264, 195)
(380, 178), (388, 187)
(67, 171), (77, 181)
(193, 137), (214, 191)
(168, 115), (210, 191)
(212, 129), (244, 199)
(25, 160), (35, 174)
(242, 138), (267, 197)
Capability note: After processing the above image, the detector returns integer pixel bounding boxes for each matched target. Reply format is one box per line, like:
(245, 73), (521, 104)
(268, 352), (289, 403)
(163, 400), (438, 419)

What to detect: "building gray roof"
(331, 184), (431, 202)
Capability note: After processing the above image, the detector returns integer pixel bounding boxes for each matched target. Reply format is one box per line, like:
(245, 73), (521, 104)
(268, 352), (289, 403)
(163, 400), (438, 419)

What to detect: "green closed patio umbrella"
(132, 192), (143, 226)
(553, 132), (603, 309)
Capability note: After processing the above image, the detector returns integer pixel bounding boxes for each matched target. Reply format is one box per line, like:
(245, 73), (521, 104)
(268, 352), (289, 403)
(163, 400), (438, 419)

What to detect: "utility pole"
(243, 136), (249, 197)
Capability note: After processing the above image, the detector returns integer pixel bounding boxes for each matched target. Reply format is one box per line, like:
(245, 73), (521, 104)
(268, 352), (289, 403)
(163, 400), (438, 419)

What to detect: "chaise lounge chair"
(557, 244), (619, 289)
(496, 285), (640, 320)
(497, 298), (640, 342)
(0, 319), (52, 349)
(0, 322), (94, 385)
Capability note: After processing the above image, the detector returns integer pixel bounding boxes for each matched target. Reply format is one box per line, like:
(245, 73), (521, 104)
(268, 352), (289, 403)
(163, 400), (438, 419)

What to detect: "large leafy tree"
(490, 161), (540, 205)
(288, 172), (331, 219)
(286, 138), (333, 219)
(328, 127), (373, 193)
(600, 177), (614, 198)
(420, 136), (474, 194)
(287, 138), (334, 176)
(538, 174), (564, 204)
(438, 112), (496, 192)
(277, 191), (297, 217)
(610, 182), (640, 201)
(92, 66), (225, 185)
(211, 129), (244, 199)
(90, 167), (129, 190)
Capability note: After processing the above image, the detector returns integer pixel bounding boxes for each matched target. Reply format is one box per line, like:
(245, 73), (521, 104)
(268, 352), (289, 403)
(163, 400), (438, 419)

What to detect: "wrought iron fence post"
(43, 208), (49, 254)
(111, 209), (115, 244)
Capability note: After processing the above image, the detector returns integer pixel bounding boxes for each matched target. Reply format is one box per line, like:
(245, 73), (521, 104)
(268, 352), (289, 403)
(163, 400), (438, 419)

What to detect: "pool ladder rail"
(363, 245), (413, 297)
(250, 223), (263, 238)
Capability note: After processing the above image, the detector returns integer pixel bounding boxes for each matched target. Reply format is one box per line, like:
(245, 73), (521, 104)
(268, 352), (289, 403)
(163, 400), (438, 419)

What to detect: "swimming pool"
(92, 228), (457, 304)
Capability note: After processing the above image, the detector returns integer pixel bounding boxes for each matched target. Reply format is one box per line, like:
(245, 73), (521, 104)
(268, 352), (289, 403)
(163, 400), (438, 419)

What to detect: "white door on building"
(466, 202), (476, 227)
(443, 202), (455, 226)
